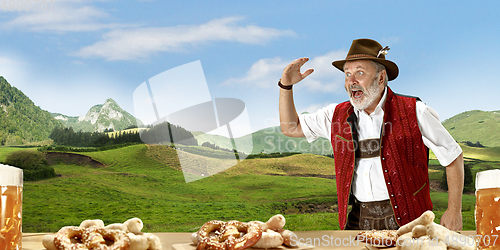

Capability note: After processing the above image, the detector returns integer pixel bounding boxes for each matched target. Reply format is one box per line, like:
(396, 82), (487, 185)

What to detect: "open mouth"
(352, 90), (364, 99)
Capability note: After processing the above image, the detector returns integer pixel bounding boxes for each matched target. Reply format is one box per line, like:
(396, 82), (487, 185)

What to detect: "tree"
(4, 150), (56, 181)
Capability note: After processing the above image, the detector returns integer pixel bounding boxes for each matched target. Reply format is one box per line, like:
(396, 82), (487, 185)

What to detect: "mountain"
(0, 76), (63, 145)
(52, 98), (142, 133)
(442, 110), (500, 147)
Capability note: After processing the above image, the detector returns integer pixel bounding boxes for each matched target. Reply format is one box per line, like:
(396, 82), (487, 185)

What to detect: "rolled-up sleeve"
(416, 101), (463, 166)
(298, 103), (337, 143)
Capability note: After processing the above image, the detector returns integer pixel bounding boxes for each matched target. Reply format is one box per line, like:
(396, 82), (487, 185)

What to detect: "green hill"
(442, 110), (500, 147)
(194, 126), (332, 156)
(0, 76), (63, 145)
(21, 144), (338, 232)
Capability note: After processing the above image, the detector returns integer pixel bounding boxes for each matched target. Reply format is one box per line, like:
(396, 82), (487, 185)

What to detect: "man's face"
(343, 60), (385, 111)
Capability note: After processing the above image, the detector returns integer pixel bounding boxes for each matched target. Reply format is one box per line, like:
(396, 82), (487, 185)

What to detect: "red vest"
(331, 87), (432, 230)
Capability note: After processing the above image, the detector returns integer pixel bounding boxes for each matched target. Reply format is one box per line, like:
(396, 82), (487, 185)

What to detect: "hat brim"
(332, 57), (399, 81)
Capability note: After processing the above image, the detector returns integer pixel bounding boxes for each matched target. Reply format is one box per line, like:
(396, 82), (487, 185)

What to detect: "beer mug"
(476, 169), (500, 250)
(0, 164), (23, 250)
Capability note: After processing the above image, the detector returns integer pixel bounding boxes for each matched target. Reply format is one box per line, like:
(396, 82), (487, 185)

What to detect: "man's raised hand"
(280, 57), (314, 86)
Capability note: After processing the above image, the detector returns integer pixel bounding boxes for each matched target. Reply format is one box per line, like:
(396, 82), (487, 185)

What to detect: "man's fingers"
(302, 68), (314, 79)
(285, 57), (309, 71)
(282, 57), (314, 85)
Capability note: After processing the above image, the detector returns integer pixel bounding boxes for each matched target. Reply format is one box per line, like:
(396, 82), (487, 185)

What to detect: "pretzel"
(196, 220), (262, 250)
(86, 226), (130, 250)
(225, 221), (262, 250)
(45, 217), (160, 250)
(53, 226), (88, 250)
(196, 220), (230, 250)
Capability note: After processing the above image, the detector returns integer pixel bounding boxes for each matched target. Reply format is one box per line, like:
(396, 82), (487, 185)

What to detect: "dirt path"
(45, 152), (106, 168)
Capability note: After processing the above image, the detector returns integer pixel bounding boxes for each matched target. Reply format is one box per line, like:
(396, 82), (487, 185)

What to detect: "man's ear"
(379, 70), (387, 85)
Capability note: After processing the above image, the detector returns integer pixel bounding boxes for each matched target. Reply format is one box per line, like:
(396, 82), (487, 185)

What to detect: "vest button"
(394, 206), (398, 209)
(382, 157), (386, 160)
(390, 194), (394, 197)
(397, 217), (401, 220)
(388, 182), (391, 185)
(384, 170), (388, 173)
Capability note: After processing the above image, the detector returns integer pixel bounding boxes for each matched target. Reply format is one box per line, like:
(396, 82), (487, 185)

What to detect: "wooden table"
(21, 231), (478, 250)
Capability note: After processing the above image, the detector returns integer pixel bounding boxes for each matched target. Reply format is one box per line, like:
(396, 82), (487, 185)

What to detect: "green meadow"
(1, 142), (499, 233)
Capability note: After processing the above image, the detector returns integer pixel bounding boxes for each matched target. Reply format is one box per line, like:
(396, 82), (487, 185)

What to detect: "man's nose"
(346, 75), (357, 85)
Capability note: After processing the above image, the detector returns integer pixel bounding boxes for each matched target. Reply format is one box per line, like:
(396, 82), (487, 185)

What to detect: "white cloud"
(3, 1), (133, 32)
(73, 17), (296, 61)
(223, 50), (348, 93)
(223, 57), (289, 88)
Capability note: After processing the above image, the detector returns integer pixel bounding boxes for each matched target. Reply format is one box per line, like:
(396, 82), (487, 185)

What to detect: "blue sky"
(1, 0), (499, 136)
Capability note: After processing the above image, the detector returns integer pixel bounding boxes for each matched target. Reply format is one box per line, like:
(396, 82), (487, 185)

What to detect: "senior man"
(278, 38), (463, 231)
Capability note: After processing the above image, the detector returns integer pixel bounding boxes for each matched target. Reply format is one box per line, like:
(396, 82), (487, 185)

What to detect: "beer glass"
(476, 169), (500, 250)
(0, 164), (23, 250)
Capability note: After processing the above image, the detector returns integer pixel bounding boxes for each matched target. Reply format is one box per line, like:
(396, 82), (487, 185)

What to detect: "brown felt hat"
(332, 38), (399, 81)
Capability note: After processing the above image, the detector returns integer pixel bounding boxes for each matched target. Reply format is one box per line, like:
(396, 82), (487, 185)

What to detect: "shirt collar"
(353, 87), (388, 117)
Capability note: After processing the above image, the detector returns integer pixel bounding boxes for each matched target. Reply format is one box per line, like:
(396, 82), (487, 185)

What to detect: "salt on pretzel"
(53, 226), (87, 250)
(196, 220), (262, 250)
(397, 211), (435, 236)
(83, 226), (131, 250)
(226, 221), (262, 250)
(196, 220), (231, 250)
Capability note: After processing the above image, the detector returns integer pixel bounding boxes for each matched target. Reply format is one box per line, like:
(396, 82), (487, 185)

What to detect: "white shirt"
(298, 88), (462, 202)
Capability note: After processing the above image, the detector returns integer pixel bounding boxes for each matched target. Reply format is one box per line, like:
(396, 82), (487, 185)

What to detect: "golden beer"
(476, 170), (500, 250)
(0, 165), (23, 250)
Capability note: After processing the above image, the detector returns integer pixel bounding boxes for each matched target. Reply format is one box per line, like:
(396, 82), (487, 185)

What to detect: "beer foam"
(0, 164), (23, 186)
(476, 169), (500, 190)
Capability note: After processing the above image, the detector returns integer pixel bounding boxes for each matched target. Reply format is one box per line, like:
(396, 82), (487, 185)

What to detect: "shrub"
(4, 150), (56, 181)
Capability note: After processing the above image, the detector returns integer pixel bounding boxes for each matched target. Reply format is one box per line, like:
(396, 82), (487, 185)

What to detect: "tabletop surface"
(21, 231), (478, 250)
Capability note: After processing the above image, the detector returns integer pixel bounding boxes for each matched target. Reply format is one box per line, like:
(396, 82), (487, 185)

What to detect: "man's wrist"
(278, 79), (293, 90)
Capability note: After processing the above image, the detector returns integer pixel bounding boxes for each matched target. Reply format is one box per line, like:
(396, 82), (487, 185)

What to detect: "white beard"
(349, 78), (380, 111)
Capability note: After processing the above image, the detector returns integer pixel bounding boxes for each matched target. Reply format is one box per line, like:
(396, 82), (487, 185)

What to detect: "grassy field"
(19, 145), (338, 233)
(2, 142), (498, 233)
